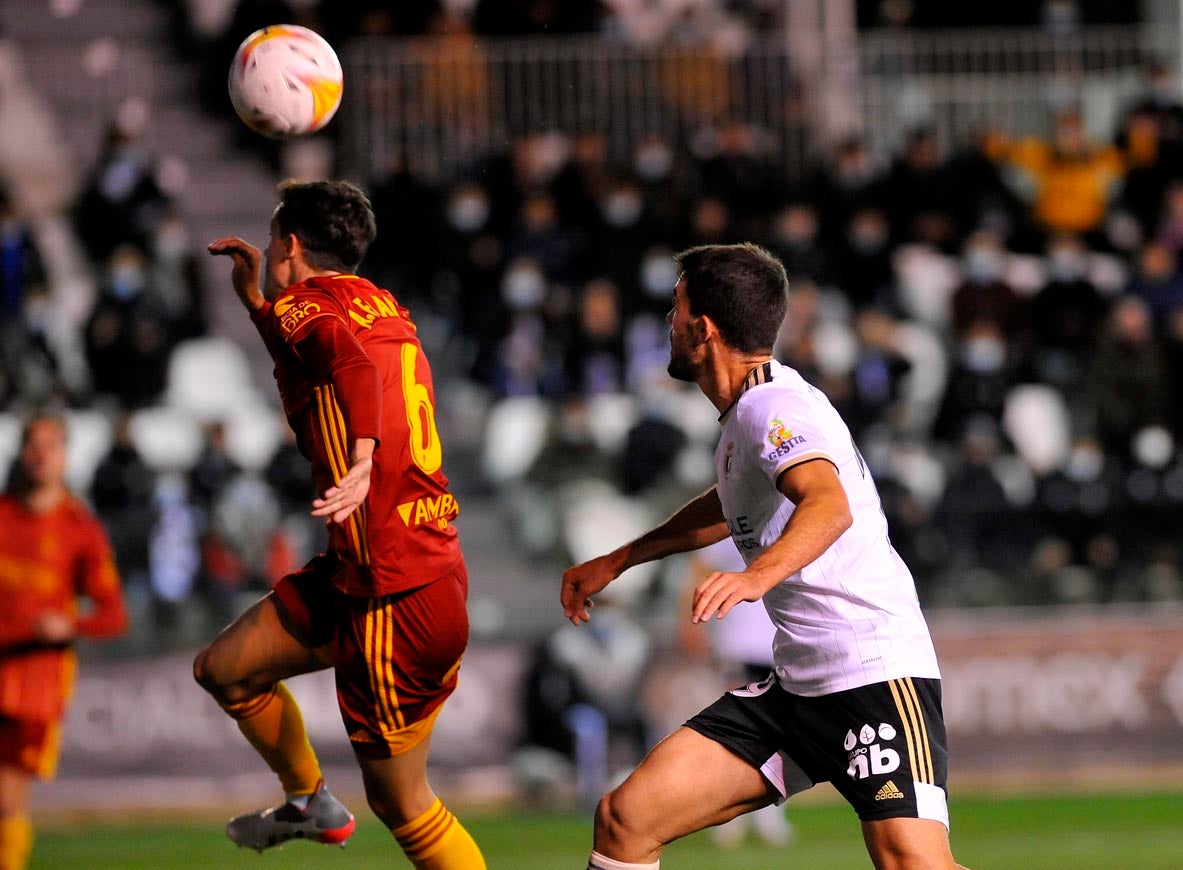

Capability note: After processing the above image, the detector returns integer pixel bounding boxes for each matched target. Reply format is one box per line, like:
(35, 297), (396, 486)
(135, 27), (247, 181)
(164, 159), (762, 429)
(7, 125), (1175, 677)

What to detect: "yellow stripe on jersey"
(326, 385), (371, 565)
(903, 678), (935, 784)
(314, 386), (369, 565)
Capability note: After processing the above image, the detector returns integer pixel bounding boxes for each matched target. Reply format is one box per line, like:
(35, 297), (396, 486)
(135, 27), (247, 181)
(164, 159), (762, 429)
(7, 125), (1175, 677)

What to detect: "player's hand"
(691, 571), (767, 624)
(312, 457), (372, 525)
(33, 610), (74, 643)
(208, 236), (265, 312)
(561, 550), (625, 626)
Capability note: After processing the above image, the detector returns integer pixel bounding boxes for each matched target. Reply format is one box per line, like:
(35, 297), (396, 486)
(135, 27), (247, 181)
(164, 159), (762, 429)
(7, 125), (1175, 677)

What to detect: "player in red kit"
(194, 180), (485, 870)
(0, 413), (128, 870)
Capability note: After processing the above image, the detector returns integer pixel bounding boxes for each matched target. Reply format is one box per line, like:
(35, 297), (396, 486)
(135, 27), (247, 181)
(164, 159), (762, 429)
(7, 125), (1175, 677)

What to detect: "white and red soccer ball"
(228, 24), (343, 138)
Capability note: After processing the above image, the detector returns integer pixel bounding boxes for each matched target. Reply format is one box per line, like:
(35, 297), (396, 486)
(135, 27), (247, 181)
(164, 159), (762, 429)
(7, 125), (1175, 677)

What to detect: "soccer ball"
(228, 25), (343, 138)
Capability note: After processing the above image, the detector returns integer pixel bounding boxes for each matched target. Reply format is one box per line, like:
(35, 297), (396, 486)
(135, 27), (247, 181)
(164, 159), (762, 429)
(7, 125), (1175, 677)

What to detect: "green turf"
(29, 792), (1183, 869)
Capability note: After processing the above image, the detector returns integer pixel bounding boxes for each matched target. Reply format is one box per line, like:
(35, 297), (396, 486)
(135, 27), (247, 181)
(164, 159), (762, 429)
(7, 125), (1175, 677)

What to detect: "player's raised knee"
(192, 644), (245, 701)
(192, 645), (217, 692)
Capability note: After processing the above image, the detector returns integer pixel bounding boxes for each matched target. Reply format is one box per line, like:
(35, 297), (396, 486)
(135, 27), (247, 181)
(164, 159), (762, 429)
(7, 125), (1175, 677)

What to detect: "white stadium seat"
(481, 396), (551, 486)
(1002, 384), (1071, 476)
(559, 478), (657, 606)
(63, 409), (113, 491)
(165, 337), (263, 422)
(129, 407), (204, 472)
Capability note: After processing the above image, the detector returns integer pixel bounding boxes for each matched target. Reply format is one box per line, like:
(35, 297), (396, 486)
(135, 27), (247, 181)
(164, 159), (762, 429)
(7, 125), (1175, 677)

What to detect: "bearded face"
(666, 275), (701, 382)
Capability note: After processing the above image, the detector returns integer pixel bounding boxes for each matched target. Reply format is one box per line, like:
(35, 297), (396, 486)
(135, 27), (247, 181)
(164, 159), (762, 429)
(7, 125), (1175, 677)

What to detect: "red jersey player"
(0, 414), (128, 870)
(194, 180), (485, 869)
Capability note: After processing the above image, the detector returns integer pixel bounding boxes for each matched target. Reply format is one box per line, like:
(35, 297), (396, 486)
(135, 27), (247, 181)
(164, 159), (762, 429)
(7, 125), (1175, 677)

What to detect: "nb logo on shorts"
(845, 722), (901, 780)
(875, 780), (905, 801)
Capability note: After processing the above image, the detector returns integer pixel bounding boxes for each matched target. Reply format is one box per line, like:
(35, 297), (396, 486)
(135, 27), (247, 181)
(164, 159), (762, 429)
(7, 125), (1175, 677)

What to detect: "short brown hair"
(674, 243), (789, 353)
(274, 180), (377, 272)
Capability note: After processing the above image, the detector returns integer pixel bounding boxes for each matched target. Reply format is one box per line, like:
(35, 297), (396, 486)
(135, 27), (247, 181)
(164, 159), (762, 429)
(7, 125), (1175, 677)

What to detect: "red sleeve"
(73, 518), (128, 639)
(293, 315), (383, 446)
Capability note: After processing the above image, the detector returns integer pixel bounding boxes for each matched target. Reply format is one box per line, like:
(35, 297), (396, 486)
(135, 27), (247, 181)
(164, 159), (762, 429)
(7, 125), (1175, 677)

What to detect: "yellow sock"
(0, 815), (33, 870)
(391, 798), (486, 870)
(222, 682), (322, 795)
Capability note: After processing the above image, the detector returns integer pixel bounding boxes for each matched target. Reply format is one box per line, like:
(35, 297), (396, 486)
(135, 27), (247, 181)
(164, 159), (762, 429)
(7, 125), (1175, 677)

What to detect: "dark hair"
(274, 180), (377, 272)
(673, 243), (789, 353)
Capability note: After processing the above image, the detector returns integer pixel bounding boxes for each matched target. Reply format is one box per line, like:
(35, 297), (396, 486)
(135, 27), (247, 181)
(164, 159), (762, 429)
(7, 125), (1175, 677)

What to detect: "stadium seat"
(129, 406), (204, 471)
(658, 385), (722, 446)
(0, 412), (21, 489)
(584, 392), (639, 454)
(481, 396), (551, 485)
(63, 409), (113, 490)
(559, 479), (657, 606)
(1002, 384), (1071, 475)
(165, 337), (263, 423)
(224, 406), (286, 472)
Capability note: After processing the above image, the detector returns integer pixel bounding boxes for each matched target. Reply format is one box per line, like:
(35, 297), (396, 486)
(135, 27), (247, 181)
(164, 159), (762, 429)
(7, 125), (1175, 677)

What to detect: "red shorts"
(0, 716), (61, 779)
(274, 555), (469, 758)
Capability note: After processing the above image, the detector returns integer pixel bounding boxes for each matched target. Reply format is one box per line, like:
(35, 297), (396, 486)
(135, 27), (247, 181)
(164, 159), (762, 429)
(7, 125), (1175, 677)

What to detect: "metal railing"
(341, 25), (1173, 182)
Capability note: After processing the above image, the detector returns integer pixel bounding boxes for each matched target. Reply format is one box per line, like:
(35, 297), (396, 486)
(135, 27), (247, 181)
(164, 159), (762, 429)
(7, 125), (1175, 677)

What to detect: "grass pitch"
(30, 792), (1183, 869)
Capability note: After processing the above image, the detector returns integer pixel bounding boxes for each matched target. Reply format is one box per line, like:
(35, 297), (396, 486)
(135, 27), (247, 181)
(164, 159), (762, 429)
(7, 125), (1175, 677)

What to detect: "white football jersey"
(714, 360), (940, 696)
(698, 538), (776, 667)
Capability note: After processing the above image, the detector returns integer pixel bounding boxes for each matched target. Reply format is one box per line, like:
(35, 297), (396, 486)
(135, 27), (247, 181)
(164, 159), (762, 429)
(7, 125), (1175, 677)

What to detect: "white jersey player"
(716, 358), (940, 696)
(561, 243), (966, 870)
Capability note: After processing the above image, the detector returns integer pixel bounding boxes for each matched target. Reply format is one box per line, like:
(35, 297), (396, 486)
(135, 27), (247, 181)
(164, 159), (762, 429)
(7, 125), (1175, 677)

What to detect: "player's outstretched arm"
(208, 237), (266, 313)
(561, 487), (729, 625)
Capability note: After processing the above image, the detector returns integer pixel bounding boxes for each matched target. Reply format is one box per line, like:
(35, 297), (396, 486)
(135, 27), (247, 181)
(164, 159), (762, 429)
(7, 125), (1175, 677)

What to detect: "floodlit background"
(0, 0), (1182, 867)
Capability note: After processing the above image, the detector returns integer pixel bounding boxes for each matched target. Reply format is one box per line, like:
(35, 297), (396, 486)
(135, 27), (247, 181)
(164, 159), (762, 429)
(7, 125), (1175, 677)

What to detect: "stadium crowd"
(0, 2), (1181, 655)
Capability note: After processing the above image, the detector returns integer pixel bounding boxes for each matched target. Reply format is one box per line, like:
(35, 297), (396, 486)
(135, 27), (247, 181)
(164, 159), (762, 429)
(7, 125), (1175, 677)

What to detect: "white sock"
(587, 851), (659, 869)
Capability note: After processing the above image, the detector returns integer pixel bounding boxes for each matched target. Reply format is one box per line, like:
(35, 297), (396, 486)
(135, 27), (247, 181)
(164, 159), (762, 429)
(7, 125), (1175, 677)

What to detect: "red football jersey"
(0, 493), (128, 721)
(253, 274), (463, 597)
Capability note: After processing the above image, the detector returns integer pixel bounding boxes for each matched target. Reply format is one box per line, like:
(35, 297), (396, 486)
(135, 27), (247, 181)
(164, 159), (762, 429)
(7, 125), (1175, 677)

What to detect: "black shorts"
(685, 674), (949, 826)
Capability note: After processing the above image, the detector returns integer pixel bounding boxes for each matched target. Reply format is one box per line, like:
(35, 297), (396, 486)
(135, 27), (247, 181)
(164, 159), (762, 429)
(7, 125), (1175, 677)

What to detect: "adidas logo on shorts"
(874, 780), (905, 801)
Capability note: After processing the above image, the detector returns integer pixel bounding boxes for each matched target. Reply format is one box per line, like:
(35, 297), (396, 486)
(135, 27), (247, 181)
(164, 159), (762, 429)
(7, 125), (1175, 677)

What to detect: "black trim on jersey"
(717, 359), (776, 422)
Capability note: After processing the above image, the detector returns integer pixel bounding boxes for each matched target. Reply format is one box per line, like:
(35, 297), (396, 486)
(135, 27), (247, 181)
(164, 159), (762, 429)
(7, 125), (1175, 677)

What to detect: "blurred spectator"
(148, 474), (200, 633)
(1164, 307), (1183, 441)
(935, 417), (1032, 577)
(73, 119), (171, 264)
(188, 422), (240, 512)
(90, 414), (157, 592)
(881, 128), (957, 249)
(84, 246), (173, 408)
(1028, 234), (1108, 391)
(1089, 296), (1170, 457)
(992, 109), (1124, 241)
(149, 208), (209, 340)
(565, 278), (626, 397)
(950, 230), (1026, 345)
(837, 207), (894, 308)
(696, 123), (781, 231)
(0, 189), (59, 408)
(766, 202), (830, 284)
(519, 601), (652, 806)
(1126, 241), (1183, 330)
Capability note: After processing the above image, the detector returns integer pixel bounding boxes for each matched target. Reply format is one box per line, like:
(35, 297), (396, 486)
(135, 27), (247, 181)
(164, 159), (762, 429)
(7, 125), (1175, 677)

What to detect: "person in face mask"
(768, 203), (829, 284)
(1028, 234), (1107, 390)
(837, 208), (894, 309)
(105, 244), (149, 302)
(951, 231), (1025, 351)
(85, 245), (172, 406)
